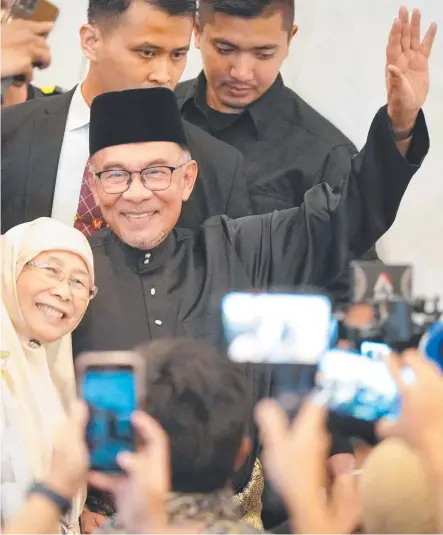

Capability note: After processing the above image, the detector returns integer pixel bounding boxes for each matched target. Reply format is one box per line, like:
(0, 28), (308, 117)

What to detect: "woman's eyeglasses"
(26, 261), (98, 299)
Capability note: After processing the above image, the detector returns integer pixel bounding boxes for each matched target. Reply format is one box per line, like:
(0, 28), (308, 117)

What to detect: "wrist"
(28, 481), (72, 516)
(388, 112), (418, 136)
(43, 473), (76, 501)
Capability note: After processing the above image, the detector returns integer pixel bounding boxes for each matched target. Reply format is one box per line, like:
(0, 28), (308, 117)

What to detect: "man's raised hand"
(386, 6), (437, 133)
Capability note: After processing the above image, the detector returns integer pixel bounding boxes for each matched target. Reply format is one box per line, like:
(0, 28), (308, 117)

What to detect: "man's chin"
(119, 228), (167, 251)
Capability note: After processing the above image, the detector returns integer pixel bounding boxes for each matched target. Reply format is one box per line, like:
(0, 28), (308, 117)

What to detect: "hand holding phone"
(75, 351), (146, 473)
(1, 18), (52, 80)
(317, 349), (415, 422)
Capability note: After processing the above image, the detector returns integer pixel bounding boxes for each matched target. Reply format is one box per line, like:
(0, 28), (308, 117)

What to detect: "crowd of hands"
(5, 349), (443, 535)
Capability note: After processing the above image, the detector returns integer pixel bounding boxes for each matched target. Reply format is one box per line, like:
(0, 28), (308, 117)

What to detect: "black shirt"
(72, 106), (428, 493)
(176, 73), (358, 215)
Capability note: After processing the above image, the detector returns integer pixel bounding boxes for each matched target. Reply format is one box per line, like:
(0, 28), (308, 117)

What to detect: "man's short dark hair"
(88, 0), (196, 26)
(137, 338), (250, 493)
(199, 0), (294, 32)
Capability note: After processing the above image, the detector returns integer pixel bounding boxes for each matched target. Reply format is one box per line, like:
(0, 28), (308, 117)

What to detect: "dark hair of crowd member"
(136, 338), (251, 493)
(198, 0), (295, 33)
(88, 0), (197, 25)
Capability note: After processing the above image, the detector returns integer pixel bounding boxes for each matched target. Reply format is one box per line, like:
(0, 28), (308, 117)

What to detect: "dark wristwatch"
(28, 482), (72, 516)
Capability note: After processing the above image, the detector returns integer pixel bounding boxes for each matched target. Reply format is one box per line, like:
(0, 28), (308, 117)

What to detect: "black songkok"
(89, 88), (188, 156)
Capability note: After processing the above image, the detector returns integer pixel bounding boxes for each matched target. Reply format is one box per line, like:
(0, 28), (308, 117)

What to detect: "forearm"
(395, 135), (413, 157)
(286, 493), (331, 535)
(4, 494), (60, 534)
(340, 106), (428, 259)
(422, 445), (443, 534)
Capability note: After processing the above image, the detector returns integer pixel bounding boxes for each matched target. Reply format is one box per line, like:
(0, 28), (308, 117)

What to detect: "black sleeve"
(310, 142), (358, 191)
(224, 152), (252, 218)
(312, 143), (382, 303)
(224, 106), (429, 289)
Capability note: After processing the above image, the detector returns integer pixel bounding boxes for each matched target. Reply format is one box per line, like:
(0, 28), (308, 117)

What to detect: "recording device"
(75, 351), (146, 473)
(222, 291), (332, 417)
(338, 261), (442, 353)
(222, 292), (332, 365)
(317, 348), (415, 422)
(1, 0), (59, 91)
(2, 0), (59, 23)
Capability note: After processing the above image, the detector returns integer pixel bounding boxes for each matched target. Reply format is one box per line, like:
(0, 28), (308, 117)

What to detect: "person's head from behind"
(195, 0), (297, 113)
(137, 338), (251, 493)
(88, 88), (198, 250)
(2, 218), (96, 344)
(81, 0), (196, 94)
(360, 438), (438, 534)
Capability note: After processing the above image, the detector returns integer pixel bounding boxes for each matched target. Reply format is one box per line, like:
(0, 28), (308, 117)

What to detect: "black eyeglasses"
(94, 163), (187, 194)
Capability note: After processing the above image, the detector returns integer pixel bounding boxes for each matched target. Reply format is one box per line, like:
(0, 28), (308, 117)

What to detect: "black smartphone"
(76, 352), (146, 473)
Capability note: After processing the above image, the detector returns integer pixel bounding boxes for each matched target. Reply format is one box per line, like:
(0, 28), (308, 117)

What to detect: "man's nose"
(230, 54), (255, 82)
(147, 57), (172, 87)
(122, 175), (154, 202)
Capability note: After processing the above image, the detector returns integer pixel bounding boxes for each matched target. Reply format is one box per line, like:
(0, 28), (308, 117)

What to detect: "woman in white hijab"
(1, 218), (96, 533)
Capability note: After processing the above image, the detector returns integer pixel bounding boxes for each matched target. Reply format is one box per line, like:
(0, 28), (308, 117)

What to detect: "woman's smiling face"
(16, 250), (92, 343)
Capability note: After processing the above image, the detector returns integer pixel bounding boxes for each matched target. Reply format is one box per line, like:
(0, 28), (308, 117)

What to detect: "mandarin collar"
(106, 229), (177, 275)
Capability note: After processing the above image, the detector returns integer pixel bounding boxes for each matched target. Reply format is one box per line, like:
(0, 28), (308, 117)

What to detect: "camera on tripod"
(336, 261), (442, 354)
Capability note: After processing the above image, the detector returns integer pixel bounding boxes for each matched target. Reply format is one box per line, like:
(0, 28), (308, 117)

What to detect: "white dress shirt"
(51, 84), (91, 226)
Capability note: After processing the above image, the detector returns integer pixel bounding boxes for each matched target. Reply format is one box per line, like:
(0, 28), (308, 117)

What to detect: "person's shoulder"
(183, 119), (242, 162)
(175, 77), (197, 104)
(2, 89), (73, 133)
(88, 228), (111, 250)
(283, 86), (357, 151)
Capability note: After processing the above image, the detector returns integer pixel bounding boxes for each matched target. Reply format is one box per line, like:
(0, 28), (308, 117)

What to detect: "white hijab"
(1, 218), (95, 532)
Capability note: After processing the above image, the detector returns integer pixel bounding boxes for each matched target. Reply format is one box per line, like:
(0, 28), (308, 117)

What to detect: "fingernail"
(117, 451), (131, 465)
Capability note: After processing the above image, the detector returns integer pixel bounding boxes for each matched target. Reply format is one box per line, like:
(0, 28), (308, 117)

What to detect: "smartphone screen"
(360, 341), (392, 360)
(317, 349), (412, 422)
(221, 292), (332, 365)
(82, 365), (136, 472)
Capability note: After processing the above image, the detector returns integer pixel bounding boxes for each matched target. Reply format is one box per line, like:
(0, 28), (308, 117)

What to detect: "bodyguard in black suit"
(1, 0), (250, 233)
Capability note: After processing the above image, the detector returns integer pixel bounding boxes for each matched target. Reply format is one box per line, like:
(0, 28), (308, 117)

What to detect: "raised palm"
(386, 7), (437, 130)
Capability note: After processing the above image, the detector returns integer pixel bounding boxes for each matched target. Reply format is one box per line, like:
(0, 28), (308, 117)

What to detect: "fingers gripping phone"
(75, 351), (147, 473)
(2, 0), (59, 23)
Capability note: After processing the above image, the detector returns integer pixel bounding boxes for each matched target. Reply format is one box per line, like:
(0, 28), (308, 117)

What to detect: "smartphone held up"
(2, 0), (59, 24)
(220, 290), (415, 426)
(75, 351), (146, 473)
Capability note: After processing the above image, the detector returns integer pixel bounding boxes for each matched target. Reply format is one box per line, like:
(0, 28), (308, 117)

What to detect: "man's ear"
(234, 437), (252, 471)
(181, 160), (198, 202)
(80, 24), (101, 62)
(289, 24), (298, 43)
(194, 17), (201, 49)
(87, 163), (101, 206)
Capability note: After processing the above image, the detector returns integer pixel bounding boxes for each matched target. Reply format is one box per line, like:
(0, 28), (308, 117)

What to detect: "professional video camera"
(336, 261), (442, 356)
